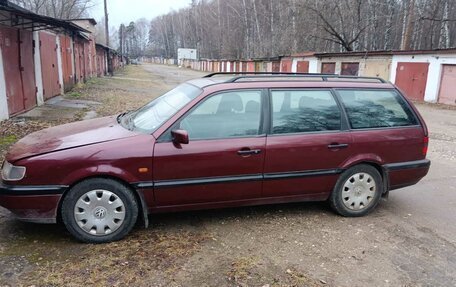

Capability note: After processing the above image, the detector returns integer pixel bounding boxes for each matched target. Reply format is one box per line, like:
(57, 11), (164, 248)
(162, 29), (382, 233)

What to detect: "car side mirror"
(171, 129), (189, 144)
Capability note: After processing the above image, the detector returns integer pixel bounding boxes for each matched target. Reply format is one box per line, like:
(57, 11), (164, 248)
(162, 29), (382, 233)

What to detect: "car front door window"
(180, 90), (263, 140)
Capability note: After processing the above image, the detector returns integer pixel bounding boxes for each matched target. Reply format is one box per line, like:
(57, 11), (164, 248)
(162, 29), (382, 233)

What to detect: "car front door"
(153, 89), (266, 207)
(263, 89), (353, 199)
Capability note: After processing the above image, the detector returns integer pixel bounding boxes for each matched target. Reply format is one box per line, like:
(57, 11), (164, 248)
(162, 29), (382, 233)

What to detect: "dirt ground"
(1, 64), (456, 287)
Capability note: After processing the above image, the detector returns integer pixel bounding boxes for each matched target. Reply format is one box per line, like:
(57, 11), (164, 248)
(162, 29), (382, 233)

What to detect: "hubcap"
(74, 189), (126, 236)
(341, 172), (377, 211)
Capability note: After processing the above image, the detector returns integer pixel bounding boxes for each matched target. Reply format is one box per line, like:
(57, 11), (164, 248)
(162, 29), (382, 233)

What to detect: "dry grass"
(0, 65), (162, 164)
(0, 120), (62, 163)
(226, 256), (325, 287)
(0, 65), (214, 286)
(1, 65), (329, 287)
(65, 65), (166, 117)
(18, 230), (209, 286)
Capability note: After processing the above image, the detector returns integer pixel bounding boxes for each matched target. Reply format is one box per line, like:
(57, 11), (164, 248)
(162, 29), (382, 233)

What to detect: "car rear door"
(336, 88), (427, 189)
(262, 89), (353, 199)
(153, 89), (267, 207)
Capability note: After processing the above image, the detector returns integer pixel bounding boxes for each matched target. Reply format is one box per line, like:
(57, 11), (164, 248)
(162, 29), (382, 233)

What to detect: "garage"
(438, 64), (456, 105)
(0, 25), (36, 116)
(341, 62), (359, 75)
(296, 61), (309, 73)
(60, 34), (74, 91)
(280, 58), (292, 72)
(321, 62), (336, 74)
(395, 62), (429, 101)
(39, 32), (61, 100)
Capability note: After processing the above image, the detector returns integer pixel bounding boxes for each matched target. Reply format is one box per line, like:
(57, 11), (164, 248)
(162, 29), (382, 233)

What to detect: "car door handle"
(237, 149), (262, 156)
(328, 143), (349, 149)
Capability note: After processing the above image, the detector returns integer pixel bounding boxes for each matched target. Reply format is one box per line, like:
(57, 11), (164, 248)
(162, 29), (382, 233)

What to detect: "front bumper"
(0, 183), (68, 223)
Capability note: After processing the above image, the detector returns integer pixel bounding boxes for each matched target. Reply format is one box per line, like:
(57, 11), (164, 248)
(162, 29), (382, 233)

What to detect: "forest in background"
(142, 0), (456, 59)
(10, 0), (456, 60)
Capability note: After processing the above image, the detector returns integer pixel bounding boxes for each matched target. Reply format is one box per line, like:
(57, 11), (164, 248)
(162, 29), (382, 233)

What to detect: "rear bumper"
(0, 183), (67, 223)
(383, 159), (431, 190)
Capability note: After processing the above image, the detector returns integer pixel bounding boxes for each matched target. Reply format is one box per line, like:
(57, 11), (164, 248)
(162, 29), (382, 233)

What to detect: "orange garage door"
(395, 62), (429, 101)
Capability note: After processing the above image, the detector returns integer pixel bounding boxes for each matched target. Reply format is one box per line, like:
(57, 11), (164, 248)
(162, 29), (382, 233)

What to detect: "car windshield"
(123, 83), (202, 133)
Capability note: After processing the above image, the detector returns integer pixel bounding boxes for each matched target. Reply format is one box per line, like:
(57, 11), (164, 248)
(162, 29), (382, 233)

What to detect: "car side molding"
(383, 159), (431, 171)
(133, 168), (343, 189)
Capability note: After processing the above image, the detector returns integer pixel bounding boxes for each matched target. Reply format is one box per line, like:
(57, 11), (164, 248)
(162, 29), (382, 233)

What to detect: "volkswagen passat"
(0, 73), (430, 243)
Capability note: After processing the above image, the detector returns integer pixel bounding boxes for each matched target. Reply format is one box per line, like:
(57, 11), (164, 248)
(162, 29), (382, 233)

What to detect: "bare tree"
(131, 0), (456, 59)
(11, 0), (94, 19)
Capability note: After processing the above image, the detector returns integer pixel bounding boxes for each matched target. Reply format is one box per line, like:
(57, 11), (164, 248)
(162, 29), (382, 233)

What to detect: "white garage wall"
(390, 54), (456, 103)
(33, 31), (44, 106)
(291, 57), (319, 73)
(56, 35), (64, 94)
(0, 46), (8, 120)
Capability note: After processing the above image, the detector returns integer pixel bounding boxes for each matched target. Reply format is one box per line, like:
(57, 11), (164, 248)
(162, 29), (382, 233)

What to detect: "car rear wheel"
(61, 178), (138, 243)
(329, 164), (383, 217)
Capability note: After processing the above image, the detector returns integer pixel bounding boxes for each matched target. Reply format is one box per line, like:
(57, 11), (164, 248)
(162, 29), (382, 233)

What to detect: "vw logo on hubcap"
(93, 206), (107, 219)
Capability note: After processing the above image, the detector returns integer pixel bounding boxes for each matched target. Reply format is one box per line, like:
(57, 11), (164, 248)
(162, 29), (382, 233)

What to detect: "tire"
(61, 178), (138, 243)
(329, 164), (383, 217)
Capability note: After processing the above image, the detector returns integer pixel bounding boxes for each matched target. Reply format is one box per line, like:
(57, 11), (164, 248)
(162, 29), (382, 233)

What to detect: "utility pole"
(120, 24), (124, 57)
(104, 0), (109, 46)
(104, 0), (113, 75)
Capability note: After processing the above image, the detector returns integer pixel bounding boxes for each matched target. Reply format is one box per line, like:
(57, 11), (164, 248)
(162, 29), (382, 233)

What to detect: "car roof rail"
(203, 72), (386, 83)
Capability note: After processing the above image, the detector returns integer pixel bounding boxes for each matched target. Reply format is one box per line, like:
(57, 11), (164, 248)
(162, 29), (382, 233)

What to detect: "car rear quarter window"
(271, 90), (341, 134)
(337, 89), (418, 129)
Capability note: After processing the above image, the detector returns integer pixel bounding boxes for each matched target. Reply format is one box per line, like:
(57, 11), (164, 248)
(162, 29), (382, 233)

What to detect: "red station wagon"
(0, 73), (430, 243)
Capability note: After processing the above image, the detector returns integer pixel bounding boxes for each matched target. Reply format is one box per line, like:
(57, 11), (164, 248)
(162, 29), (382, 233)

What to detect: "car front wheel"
(61, 178), (138, 243)
(329, 164), (383, 217)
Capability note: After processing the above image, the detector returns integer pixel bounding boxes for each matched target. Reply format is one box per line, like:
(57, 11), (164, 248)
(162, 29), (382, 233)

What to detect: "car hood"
(7, 116), (140, 162)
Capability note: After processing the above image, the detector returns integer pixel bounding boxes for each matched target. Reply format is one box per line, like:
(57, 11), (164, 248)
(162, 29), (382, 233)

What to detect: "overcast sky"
(90, 0), (192, 28)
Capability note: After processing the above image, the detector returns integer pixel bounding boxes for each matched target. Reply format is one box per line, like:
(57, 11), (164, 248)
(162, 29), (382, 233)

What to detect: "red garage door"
(19, 29), (36, 111)
(272, 61), (280, 72)
(74, 38), (86, 83)
(40, 32), (60, 100)
(321, 62), (336, 74)
(60, 35), (74, 91)
(0, 26), (36, 115)
(247, 61), (255, 72)
(395, 62), (429, 101)
(438, 65), (456, 105)
(281, 59), (292, 72)
(341, 62), (359, 76)
(296, 61), (309, 73)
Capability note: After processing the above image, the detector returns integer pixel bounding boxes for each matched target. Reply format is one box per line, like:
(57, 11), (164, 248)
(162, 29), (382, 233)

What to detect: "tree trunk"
(401, 0), (415, 50)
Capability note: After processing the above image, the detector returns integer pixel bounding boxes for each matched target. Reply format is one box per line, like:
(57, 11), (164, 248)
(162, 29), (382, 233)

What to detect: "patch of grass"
(227, 256), (258, 284)
(17, 230), (210, 286)
(66, 91), (81, 98)
(0, 135), (17, 146)
(0, 120), (55, 162)
(86, 77), (103, 85)
(285, 268), (324, 286)
(74, 82), (85, 89)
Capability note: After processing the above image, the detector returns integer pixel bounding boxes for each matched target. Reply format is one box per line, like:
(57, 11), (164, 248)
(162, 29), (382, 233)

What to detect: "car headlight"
(1, 161), (26, 181)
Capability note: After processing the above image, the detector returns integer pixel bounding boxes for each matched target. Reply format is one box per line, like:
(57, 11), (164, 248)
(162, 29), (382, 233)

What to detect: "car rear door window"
(271, 90), (341, 134)
(337, 89), (418, 129)
(180, 90), (262, 139)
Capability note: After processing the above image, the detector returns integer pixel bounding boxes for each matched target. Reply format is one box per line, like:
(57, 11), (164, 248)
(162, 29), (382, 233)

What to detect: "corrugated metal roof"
(0, 0), (90, 33)
(95, 42), (116, 52)
(68, 18), (97, 25)
(291, 51), (315, 57)
(315, 48), (456, 58)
